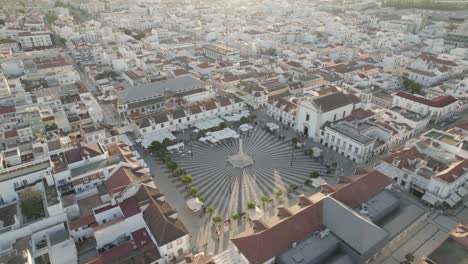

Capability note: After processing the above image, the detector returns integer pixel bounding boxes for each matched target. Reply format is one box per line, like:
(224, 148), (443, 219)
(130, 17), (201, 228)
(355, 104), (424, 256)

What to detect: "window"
(306, 114), (310, 121)
(343, 111), (346, 118)
(333, 114), (337, 121)
(167, 242), (173, 249)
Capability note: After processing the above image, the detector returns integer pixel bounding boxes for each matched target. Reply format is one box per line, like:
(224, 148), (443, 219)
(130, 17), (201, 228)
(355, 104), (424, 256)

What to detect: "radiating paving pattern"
(170, 126), (327, 217)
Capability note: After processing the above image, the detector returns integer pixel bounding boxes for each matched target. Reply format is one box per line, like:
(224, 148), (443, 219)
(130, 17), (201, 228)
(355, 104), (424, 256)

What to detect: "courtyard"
(136, 111), (355, 255)
(169, 124), (328, 218)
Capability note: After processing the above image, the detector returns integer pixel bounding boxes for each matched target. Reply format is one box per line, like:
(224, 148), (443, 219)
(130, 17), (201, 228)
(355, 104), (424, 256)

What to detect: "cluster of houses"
(0, 0), (467, 263)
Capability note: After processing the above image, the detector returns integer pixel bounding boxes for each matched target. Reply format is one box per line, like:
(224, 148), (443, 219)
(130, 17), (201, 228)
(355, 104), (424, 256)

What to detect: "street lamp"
(290, 147), (294, 167)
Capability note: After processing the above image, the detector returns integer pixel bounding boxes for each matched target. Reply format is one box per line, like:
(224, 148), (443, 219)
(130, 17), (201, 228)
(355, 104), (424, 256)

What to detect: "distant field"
(383, 0), (468, 10)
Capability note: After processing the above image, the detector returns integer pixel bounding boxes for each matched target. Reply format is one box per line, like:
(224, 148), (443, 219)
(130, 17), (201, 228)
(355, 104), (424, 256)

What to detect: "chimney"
(277, 206), (293, 217)
(154, 193), (165, 202)
(165, 209), (177, 220)
(297, 194), (313, 206)
(320, 184), (336, 195)
(252, 219), (269, 231)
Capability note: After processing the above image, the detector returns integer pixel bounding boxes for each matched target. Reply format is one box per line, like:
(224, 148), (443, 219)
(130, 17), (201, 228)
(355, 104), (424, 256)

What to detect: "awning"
(421, 193), (439, 205)
(186, 198), (203, 212)
(266, 122), (279, 131)
(457, 187), (468, 198)
(312, 147), (322, 157)
(311, 177), (327, 188)
(446, 193), (463, 207)
(167, 142), (185, 151)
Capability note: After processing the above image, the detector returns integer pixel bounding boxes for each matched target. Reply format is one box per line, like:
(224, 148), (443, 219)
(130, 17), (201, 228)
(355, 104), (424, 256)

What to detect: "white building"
(133, 96), (244, 137)
(267, 97), (297, 128)
(392, 92), (459, 124)
(203, 44), (240, 61)
(377, 145), (468, 208)
(17, 32), (53, 50)
(296, 91), (360, 140)
(320, 121), (376, 163)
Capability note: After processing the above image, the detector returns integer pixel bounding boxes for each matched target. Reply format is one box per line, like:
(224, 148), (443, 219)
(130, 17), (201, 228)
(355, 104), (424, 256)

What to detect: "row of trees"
(206, 190), (286, 227)
(239, 114), (257, 124)
(148, 140), (204, 200)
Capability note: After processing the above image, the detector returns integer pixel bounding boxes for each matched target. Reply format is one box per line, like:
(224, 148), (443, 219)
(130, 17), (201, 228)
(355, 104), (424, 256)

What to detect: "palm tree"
(213, 215), (223, 227)
(288, 183), (298, 193)
(182, 175), (193, 189)
(189, 186), (198, 197)
(232, 213), (239, 221)
(166, 160), (177, 171)
(247, 202), (256, 210)
(260, 195), (270, 209)
(275, 189), (284, 205)
(198, 196), (205, 202)
(207, 206), (214, 215)
(174, 167), (186, 176)
(310, 171), (320, 178)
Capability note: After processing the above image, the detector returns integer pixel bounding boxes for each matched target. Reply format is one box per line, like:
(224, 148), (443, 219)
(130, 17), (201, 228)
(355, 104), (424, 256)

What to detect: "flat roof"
(117, 75), (205, 103)
(277, 232), (341, 264)
(70, 154), (124, 178)
(0, 159), (50, 183)
(428, 237), (468, 264)
(328, 123), (374, 145)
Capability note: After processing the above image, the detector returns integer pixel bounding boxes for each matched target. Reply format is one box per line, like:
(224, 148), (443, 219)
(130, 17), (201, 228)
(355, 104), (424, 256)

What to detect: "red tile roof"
(417, 54), (458, 67)
(3, 130), (18, 138)
(131, 228), (152, 249)
(435, 159), (468, 183)
(231, 170), (393, 264)
(0, 106), (15, 115)
(104, 167), (132, 195)
(98, 240), (134, 264)
(342, 108), (375, 122)
(382, 147), (425, 169)
(173, 69), (190, 76)
(231, 200), (323, 264)
(119, 197), (140, 218)
(330, 170), (394, 208)
(69, 214), (97, 230)
(455, 122), (468, 131)
(395, 92), (457, 108)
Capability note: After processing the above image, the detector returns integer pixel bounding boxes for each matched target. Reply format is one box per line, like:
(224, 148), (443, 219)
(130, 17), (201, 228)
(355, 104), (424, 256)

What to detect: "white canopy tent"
(186, 198), (204, 212)
(266, 122), (279, 132)
(141, 130), (177, 148)
(421, 192), (439, 205)
(311, 177), (327, 188)
(167, 143), (185, 152)
(247, 206), (263, 220)
(312, 147), (323, 158)
(239, 124), (254, 132)
(195, 117), (224, 130)
(222, 110), (250, 122)
(200, 128), (239, 143)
